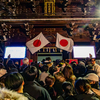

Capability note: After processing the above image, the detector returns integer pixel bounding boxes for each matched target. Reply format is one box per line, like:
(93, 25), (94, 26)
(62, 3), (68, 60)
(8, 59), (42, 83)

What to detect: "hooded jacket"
(0, 88), (28, 100)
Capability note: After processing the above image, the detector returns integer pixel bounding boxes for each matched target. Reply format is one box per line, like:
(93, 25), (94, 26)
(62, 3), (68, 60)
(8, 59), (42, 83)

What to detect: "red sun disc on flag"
(60, 39), (68, 47)
(33, 39), (41, 47)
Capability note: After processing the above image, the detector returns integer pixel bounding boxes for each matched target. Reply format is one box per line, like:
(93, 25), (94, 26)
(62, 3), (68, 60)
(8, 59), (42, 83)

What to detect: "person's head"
(7, 60), (14, 66)
(55, 59), (61, 66)
(86, 64), (93, 70)
(75, 78), (91, 94)
(46, 57), (51, 62)
(90, 58), (96, 66)
(78, 61), (85, 67)
(85, 58), (91, 65)
(83, 73), (99, 89)
(62, 66), (73, 80)
(62, 81), (73, 95)
(42, 64), (48, 72)
(43, 58), (53, 68)
(70, 61), (77, 69)
(23, 57), (29, 65)
(47, 62), (53, 68)
(45, 75), (55, 87)
(31, 62), (40, 70)
(70, 75), (76, 87)
(6, 60), (17, 72)
(4, 72), (24, 93)
(54, 72), (66, 83)
(6, 59), (16, 68)
(84, 73), (99, 82)
(23, 65), (38, 81)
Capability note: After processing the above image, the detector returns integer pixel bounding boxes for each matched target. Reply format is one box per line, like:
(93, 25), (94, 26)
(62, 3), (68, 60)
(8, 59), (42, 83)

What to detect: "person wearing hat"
(84, 73), (99, 89)
(83, 73), (100, 97)
(85, 64), (96, 75)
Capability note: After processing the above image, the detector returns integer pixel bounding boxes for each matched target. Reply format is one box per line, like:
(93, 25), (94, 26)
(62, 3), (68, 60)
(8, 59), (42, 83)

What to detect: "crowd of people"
(0, 56), (100, 100)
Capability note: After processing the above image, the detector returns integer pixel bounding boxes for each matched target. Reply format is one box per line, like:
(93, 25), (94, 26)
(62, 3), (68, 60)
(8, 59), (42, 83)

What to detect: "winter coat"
(0, 88), (28, 100)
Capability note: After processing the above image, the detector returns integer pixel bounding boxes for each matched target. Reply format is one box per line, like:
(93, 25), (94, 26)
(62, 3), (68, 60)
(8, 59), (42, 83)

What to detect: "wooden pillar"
(26, 48), (31, 59)
(69, 52), (72, 59)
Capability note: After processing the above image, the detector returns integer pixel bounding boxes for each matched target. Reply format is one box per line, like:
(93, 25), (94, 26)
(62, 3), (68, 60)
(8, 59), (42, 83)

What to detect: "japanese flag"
(26, 32), (50, 54)
(56, 33), (74, 52)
